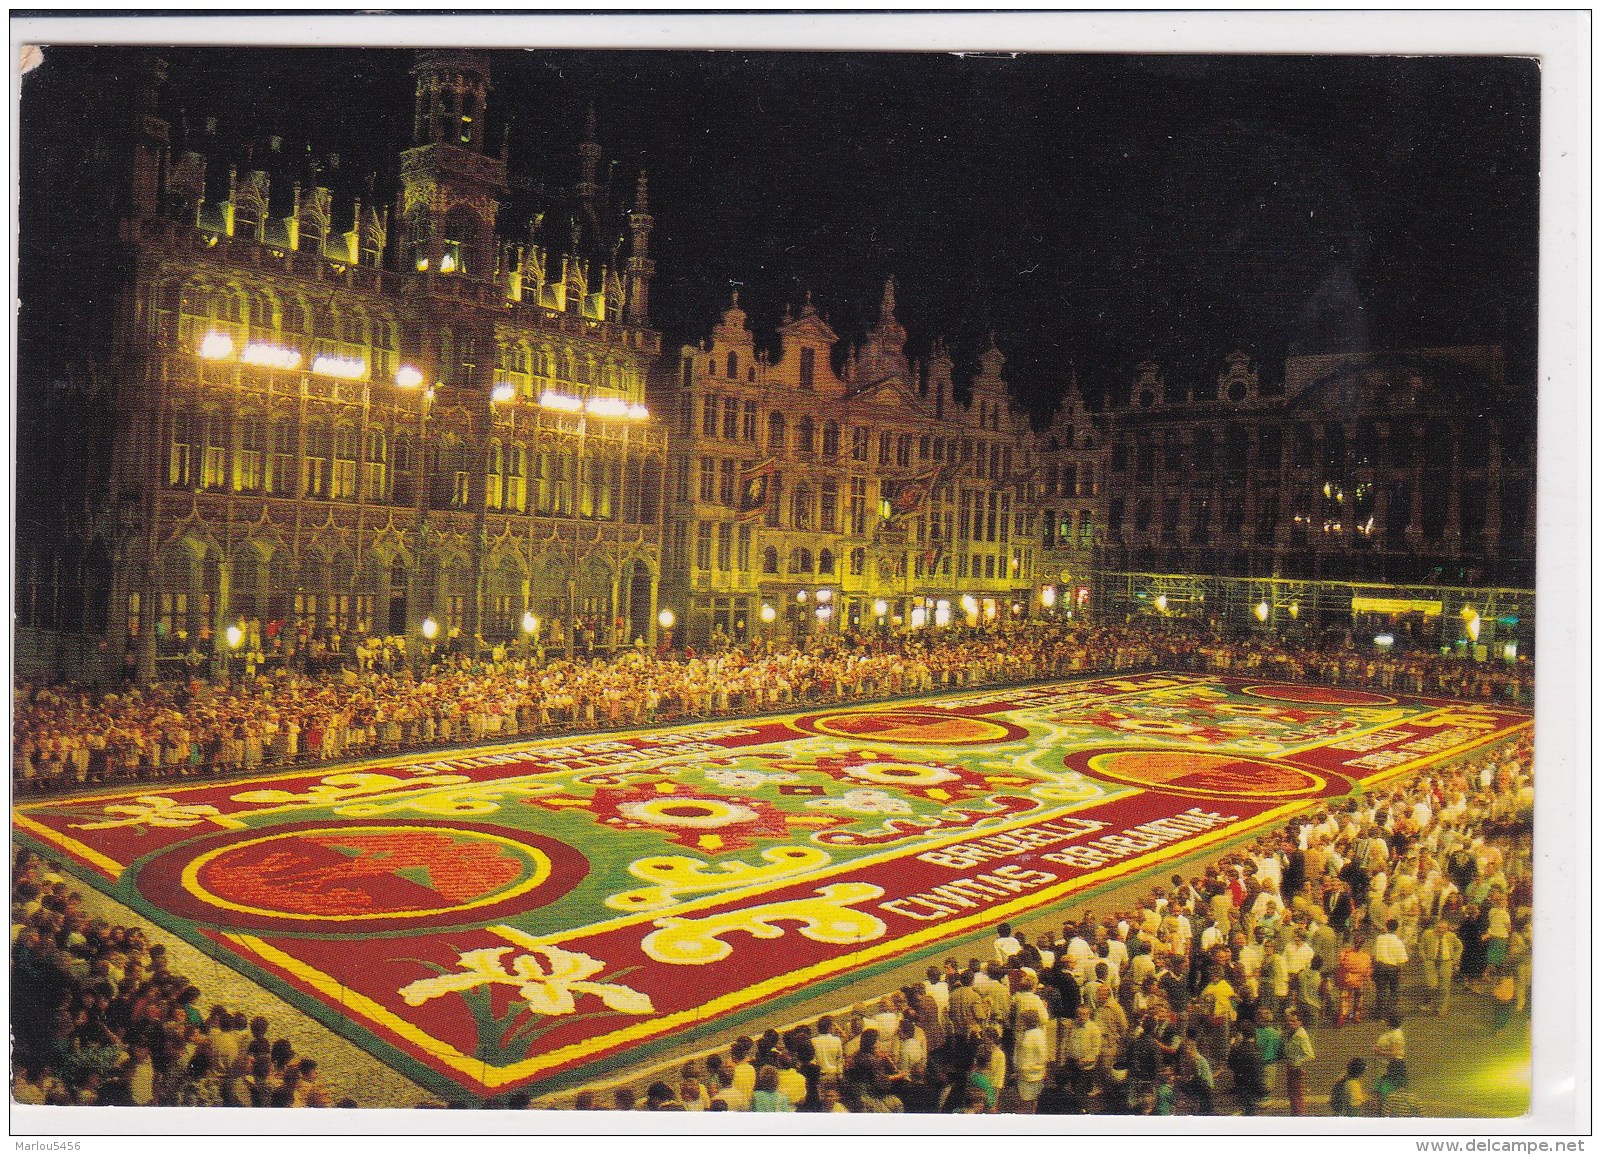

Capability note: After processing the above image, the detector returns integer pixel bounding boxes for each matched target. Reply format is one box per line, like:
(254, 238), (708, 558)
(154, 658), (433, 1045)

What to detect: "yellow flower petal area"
(399, 938), (653, 1017)
(1112, 718), (1198, 734)
(841, 760), (961, 787)
(617, 797), (758, 829)
(641, 882), (887, 965)
(337, 778), (564, 818)
(1030, 780), (1105, 803)
(1207, 703), (1285, 717)
(231, 771), (473, 809)
(604, 846), (832, 913)
(70, 795), (221, 830)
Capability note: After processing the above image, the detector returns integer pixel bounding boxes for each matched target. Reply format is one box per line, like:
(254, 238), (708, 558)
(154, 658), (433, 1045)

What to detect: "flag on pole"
(881, 459), (962, 525)
(737, 459), (777, 520)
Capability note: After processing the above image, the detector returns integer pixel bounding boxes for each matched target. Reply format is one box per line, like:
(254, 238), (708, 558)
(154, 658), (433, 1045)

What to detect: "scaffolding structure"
(1096, 570), (1534, 659)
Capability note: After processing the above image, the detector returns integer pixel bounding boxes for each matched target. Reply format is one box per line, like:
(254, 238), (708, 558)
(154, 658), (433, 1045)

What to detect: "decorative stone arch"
(264, 542), (295, 623)
(155, 533), (222, 655)
(330, 300), (370, 350)
(296, 546), (334, 628)
(232, 171), (270, 242)
(484, 550), (528, 639)
(620, 555), (658, 647)
(228, 539), (272, 623)
(281, 292), (313, 339)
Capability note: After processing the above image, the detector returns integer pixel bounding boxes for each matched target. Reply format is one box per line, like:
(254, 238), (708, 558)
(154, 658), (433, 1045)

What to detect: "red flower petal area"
(135, 821), (587, 934)
(1242, 683), (1396, 706)
(793, 709), (1028, 745)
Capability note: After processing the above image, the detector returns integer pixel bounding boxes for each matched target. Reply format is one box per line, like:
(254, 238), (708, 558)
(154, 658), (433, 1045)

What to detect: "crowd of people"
(13, 620), (1531, 794)
(10, 847), (348, 1108)
(562, 732), (1533, 1117)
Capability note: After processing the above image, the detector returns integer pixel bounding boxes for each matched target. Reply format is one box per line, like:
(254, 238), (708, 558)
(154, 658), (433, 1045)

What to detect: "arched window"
(201, 411), (231, 490)
(304, 422), (332, 498)
(727, 350), (738, 379)
(332, 427), (359, 499)
(762, 545), (779, 574)
(768, 412), (786, 453)
(818, 548), (836, 575)
(791, 548), (813, 575)
(508, 445), (527, 512)
(792, 483), (813, 530)
(236, 416), (266, 492)
(797, 416), (815, 456)
(390, 433), (413, 504)
(822, 421), (840, 458)
(486, 439), (505, 509)
(364, 428), (388, 502)
(168, 410), (200, 488)
(268, 419), (296, 495)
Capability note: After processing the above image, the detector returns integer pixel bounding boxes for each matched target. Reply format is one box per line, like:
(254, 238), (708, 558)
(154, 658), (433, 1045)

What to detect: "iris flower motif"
(400, 942), (654, 1017)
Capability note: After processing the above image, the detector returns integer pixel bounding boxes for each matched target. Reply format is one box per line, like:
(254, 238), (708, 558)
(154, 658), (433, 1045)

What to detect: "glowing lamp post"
(225, 622), (244, 683)
(418, 616), (440, 674)
(521, 610), (539, 659)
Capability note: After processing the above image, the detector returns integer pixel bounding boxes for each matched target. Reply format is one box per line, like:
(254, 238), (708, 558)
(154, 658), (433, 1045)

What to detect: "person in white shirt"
(871, 993), (903, 1041)
(992, 922), (1022, 966)
(1284, 926), (1315, 981)
(810, 1015), (844, 1080)
(1255, 850), (1283, 897)
(1372, 919), (1410, 1020)
(1062, 926), (1095, 977)
(1105, 932), (1129, 974)
(1012, 1009), (1050, 1112)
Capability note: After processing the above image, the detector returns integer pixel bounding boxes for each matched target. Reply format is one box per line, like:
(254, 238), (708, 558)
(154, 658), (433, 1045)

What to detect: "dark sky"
(22, 43), (1541, 417)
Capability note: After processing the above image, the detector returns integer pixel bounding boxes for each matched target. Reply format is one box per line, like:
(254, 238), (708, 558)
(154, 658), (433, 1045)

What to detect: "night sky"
(20, 43), (1540, 419)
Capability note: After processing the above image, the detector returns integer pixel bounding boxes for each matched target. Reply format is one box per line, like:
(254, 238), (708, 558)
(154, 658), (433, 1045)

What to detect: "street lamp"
(225, 622), (244, 683)
(521, 610), (539, 660)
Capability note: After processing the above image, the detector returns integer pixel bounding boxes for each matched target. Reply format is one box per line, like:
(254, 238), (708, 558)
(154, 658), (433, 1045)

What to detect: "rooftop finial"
(881, 276), (897, 319)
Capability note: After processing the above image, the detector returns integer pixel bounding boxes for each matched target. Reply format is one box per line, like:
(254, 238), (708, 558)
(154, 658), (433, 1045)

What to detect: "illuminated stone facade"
(1093, 346), (1536, 646)
(658, 283), (1106, 646)
(86, 52), (667, 680)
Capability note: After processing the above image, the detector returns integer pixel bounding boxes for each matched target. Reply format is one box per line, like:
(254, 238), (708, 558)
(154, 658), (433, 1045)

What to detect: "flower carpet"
(14, 672), (1529, 1101)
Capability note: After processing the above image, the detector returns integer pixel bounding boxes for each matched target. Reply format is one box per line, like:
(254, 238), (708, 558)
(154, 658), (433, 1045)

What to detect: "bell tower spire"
(625, 170), (655, 324)
(397, 50), (507, 280)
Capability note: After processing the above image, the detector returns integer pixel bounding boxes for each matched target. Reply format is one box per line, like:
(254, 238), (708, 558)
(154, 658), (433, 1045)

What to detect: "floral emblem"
(702, 767), (797, 791)
(70, 795), (222, 831)
(400, 936), (653, 1018)
(805, 789), (913, 816)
